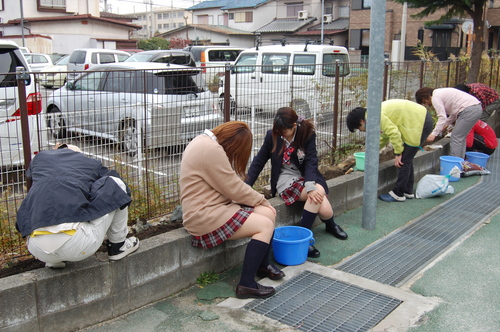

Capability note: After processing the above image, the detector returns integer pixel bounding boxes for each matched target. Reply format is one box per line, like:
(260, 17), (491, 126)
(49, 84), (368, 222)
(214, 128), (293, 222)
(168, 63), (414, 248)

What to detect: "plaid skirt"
(279, 178), (305, 205)
(191, 206), (254, 249)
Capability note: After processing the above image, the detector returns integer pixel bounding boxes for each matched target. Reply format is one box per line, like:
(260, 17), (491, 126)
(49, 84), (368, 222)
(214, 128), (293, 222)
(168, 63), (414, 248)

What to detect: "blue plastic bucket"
(272, 226), (315, 266)
(354, 152), (365, 171)
(465, 151), (489, 168)
(439, 156), (464, 182)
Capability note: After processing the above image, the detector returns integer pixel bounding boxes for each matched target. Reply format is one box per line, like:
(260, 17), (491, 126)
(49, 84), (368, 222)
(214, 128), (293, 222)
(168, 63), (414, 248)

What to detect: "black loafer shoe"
(326, 224), (348, 240)
(256, 264), (285, 280)
(235, 283), (276, 299)
(308, 245), (320, 258)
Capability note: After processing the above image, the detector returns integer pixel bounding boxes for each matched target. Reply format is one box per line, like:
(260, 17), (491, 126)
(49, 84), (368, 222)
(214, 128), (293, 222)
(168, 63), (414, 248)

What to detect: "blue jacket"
(16, 149), (132, 237)
(245, 130), (328, 197)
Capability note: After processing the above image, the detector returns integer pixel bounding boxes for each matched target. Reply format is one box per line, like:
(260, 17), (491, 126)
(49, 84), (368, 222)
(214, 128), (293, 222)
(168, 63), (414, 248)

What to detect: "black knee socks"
(321, 216), (337, 231)
(239, 239), (269, 288)
(300, 209), (317, 229)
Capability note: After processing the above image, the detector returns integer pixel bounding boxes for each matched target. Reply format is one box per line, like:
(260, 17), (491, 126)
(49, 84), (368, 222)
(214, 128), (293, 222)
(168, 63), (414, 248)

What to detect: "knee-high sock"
(259, 231), (273, 269)
(300, 210), (317, 229)
(320, 216), (337, 232)
(239, 239), (269, 288)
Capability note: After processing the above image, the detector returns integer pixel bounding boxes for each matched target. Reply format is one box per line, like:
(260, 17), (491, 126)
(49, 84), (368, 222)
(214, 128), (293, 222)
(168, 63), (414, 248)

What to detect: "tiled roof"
(187, 0), (271, 10)
(157, 24), (253, 37)
(7, 14), (141, 29)
(255, 17), (317, 33)
(307, 18), (349, 31)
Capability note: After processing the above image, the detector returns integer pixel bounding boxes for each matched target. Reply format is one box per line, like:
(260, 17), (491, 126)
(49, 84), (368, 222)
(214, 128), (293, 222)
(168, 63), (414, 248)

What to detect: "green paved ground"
(83, 175), (500, 331)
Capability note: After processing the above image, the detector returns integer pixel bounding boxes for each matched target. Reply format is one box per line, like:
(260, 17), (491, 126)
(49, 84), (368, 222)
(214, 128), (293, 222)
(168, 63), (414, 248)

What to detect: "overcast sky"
(103, 0), (202, 14)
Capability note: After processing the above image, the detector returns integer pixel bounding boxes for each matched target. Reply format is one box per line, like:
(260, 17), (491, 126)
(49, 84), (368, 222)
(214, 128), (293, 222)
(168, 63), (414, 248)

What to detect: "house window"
(164, 24), (169, 29)
(179, 23), (184, 27)
(352, 0), (371, 9)
(158, 14), (162, 19)
(178, 12), (183, 18)
(229, 13), (234, 20)
(286, 3), (303, 17)
(0, 1), (4, 11)
(39, 0), (66, 9)
(234, 12), (253, 23)
(158, 24), (162, 29)
(197, 15), (209, 24)
(164, 13), (169, 19)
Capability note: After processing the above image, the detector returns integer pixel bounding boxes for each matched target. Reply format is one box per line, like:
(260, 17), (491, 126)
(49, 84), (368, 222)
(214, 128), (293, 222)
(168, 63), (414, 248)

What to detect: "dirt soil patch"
(0, 150), (399, 279)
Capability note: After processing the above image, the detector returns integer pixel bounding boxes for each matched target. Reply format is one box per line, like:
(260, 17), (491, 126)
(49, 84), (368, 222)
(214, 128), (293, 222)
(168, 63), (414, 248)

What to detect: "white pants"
(27, 177), (129, 264)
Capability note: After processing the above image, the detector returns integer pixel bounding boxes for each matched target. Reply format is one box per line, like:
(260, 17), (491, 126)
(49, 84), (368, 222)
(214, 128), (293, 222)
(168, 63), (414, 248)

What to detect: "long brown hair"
(272, 107), (315, 153)
(211, 121), (252, 178)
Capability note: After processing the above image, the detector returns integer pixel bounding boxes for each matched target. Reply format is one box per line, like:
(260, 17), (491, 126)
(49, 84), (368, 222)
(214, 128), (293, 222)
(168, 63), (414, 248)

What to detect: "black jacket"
(245, 130), (328, 197)
(16, 149), (132, 237)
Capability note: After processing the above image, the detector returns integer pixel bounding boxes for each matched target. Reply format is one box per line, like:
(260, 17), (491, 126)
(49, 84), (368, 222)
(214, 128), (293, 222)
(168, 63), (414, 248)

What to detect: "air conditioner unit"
(298, 10), (309, 20)
(323, 14), (333, 23)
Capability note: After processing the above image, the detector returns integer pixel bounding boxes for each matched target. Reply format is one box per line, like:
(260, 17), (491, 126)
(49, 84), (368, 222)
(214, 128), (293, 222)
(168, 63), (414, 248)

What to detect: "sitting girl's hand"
(307, 190), (323, 204)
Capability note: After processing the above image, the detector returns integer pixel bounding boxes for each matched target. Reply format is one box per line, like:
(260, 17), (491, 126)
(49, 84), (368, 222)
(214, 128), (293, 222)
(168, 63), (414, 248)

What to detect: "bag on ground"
(415, 174), (455, 199)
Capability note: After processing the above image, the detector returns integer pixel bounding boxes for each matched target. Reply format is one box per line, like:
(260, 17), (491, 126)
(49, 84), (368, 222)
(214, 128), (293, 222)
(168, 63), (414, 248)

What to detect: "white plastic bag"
(415, 174), (455, 199)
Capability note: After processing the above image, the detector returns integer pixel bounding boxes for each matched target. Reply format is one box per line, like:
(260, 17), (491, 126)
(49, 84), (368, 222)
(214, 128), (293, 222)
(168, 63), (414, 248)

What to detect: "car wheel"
(291, 99), (312, 119)
(120, 119), (138, 157)
(46, 107), (67, 139)
(218, 95), (237, 114)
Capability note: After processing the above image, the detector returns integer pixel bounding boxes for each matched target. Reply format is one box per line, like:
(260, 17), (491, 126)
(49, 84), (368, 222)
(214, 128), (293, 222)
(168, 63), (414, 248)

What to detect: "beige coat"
(180, 134), (271, 236)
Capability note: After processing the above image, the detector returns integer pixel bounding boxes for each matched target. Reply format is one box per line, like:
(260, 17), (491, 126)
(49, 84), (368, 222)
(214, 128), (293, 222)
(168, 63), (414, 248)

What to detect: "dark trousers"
(393, 113), (434, 197)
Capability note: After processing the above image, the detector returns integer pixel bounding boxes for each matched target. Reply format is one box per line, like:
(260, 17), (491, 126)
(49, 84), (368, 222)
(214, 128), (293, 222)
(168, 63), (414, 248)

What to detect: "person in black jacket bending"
(245, 107), (348, 258)
(16, 143), (139, 268)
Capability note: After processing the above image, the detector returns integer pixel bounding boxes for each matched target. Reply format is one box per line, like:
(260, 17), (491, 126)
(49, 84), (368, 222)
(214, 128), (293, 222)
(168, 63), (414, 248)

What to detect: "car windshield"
(55, 55), (70, 65)
(125, 53), (155, 62)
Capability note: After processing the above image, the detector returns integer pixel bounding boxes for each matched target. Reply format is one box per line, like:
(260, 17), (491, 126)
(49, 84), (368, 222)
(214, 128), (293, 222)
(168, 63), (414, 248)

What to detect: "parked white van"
(0, 40), (42, 168)
(66, 48), (130, 81)
(218, 44), (350, 118)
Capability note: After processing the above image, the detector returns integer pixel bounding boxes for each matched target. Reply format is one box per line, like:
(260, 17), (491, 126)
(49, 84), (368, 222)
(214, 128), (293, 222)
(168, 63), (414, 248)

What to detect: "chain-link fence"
(1, 56), (499, 264)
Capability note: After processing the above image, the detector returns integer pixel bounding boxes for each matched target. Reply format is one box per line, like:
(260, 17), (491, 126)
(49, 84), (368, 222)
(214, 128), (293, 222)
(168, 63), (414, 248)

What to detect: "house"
(0, 0), (141, 54)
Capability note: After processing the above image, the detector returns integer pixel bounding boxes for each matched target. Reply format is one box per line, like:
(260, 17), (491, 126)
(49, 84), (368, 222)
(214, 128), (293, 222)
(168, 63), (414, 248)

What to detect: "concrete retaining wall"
(0, 141), (449, 332)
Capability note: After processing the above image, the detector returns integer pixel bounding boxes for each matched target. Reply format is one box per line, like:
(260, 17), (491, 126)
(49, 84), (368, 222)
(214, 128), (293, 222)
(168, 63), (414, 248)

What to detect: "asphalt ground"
(82, 174), (500, 332)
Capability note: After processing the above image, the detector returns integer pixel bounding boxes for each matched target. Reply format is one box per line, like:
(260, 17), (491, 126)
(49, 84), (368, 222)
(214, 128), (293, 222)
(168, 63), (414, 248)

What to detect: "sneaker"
(107, 237), (139, 261)
(46, 262), (66, 269)
(404, 193), (415, 199)
(379, 191), (406, 202)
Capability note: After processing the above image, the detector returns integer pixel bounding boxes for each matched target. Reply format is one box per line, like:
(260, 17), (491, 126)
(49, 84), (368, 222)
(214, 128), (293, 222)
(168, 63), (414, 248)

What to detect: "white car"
(23, 53), (53, 72)
(40, 54), (70, 89)
(0, 40), (42, 167)
(45, 62), (221, 156)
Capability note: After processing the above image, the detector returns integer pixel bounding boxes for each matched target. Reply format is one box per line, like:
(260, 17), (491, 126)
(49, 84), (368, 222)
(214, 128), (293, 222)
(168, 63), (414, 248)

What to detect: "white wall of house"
(4, 0), (100, 21)
(192, 8), (225, 25)
(226, 2), (278, 32)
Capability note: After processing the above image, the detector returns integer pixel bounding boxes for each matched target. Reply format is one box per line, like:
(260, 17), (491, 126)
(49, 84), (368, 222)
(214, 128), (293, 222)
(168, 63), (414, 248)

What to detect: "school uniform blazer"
(245, 129), (328, 197)
(16, 149), (132, 238)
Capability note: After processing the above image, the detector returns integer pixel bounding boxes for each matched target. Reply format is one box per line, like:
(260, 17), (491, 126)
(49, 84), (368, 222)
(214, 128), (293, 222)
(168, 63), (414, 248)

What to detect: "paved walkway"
(82, 163), (500, 331)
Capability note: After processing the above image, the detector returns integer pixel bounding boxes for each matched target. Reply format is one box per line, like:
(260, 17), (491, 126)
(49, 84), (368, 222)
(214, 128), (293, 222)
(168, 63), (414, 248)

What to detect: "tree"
(137, 37), (170, 51)
(393, 0), (487, 83)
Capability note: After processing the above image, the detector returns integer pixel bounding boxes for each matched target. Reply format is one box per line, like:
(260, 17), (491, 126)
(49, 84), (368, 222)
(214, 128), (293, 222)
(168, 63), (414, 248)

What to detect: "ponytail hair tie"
(297, 115), (305, 124)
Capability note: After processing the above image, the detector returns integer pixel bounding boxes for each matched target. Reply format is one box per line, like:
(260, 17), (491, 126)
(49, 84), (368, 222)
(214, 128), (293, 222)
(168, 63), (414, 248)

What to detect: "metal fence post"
(16, 66), (32, 191)
(332, 60), (340, 156)
(223, 64), (231, 122)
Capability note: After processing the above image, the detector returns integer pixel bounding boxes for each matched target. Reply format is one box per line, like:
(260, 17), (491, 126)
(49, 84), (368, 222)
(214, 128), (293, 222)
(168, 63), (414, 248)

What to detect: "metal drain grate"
(245, 271), (402, 332)
(337, 151), (500, 286)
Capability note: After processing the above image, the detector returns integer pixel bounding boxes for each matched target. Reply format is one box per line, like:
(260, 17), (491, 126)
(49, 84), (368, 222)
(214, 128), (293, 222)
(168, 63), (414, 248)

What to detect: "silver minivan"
(45, 62), (221, 156)
(66, 48), (130, 81)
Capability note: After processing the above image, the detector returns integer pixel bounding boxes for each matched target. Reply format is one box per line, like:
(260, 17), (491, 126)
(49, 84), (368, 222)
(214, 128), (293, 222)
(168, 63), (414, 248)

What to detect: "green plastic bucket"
(354, 152), (365, 171)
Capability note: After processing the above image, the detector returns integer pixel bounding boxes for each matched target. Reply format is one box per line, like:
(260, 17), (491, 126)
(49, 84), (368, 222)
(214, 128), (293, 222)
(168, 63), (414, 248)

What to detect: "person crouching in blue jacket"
(16, 143), (139, 268)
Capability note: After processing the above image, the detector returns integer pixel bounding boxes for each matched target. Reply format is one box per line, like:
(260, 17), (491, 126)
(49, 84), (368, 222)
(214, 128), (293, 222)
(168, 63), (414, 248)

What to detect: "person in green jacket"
(346, 99), (433, 202)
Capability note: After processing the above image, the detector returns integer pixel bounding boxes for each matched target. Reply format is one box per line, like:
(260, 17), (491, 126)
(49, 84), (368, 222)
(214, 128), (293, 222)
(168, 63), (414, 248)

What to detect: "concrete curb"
(0, 140), (449, 332)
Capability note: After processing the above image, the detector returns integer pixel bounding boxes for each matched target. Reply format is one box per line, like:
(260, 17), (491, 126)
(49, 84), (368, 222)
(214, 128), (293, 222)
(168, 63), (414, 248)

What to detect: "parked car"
(39, 54), (70, 89)
(66, 48), (130, 81)
(219, 43), (350, 117)
(183, 45), (245, 71)
(125, 49), (196, 67)
(0, 40), (42, 167)
(23, 53), (54, 72)
(45, 62), (221, 156)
